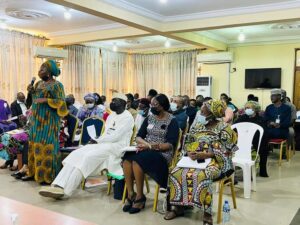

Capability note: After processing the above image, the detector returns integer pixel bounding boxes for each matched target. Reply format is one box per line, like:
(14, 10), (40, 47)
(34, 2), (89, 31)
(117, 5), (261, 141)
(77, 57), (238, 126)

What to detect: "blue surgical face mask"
(138, 109), (145, 116)
(170, 102), (178, 112)
(197, 114), (209, 125)
(245, 108), (255, 116)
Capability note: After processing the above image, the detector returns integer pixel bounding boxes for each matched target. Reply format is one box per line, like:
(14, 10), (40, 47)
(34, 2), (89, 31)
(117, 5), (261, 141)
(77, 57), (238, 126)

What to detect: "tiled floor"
(0, 152), (299, 225)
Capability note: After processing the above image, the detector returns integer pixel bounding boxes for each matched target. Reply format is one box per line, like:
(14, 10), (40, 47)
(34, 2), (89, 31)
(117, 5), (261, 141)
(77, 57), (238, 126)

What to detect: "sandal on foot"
(164, 209), (184, 220)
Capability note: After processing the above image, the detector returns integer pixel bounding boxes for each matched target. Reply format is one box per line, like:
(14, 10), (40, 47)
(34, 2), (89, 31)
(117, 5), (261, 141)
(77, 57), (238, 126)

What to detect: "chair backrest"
(297, 111), (300, 119)
(130, 126), (137, 145)
(231, 122), (264, 161)
(170, 129), (183, 169)
(80, 116), (105, 145)
(66, 114), (79, 143)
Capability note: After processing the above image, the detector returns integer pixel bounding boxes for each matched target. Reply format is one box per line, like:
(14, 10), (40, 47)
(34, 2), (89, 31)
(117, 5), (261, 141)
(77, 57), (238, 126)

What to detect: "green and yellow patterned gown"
(169, 121), (238, 215)
(28, 80), (68, 184)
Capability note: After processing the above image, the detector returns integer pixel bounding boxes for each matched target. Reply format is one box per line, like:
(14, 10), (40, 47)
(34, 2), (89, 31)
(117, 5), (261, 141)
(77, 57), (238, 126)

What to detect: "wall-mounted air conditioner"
(196, 76), (212, 97)
(197, 52), (233, 64)
(33, 47), (68, 59)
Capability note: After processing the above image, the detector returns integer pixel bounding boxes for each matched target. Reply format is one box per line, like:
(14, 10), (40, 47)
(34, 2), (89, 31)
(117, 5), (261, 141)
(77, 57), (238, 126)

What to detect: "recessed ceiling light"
(238, 32), (245, 42)
(160, 0), (168, 4)
(64, 9), (71, 20)
(113, 44), (118, 52)
(164, 39), (171, 48)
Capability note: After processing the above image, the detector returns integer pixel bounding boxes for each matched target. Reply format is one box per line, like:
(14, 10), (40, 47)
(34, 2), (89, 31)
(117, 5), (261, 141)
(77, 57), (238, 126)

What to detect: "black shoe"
(123, 193), (136, 212)
(14, 172), (27, 179)
(259, 171), (269, 177)
(129, 195), (146, 214)
(21, 175), (34, 181)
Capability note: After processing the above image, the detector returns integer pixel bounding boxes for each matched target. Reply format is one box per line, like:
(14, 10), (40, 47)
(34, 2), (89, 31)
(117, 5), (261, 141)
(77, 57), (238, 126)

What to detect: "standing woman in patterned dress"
(24, 60), (68, 183)
(165, 100), (238, 225)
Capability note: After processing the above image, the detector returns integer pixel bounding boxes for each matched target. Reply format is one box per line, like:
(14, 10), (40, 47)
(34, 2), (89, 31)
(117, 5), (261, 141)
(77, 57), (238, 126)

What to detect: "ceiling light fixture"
(160, 0), (168, 3)
(164, 39), (171, 48)
(113, 43), (118, 52)
(238, 31), (245, 42)
(0, 19), (7, 29)
(64, 8), (71, 20)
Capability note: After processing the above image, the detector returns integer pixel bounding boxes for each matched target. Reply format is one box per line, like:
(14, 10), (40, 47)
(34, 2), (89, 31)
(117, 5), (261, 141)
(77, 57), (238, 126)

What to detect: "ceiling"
(102, 0), (296, 20)
(198, 21), (300, 45)
(86, 35), (191, 52)
(0, 0), (116, 36)
(1, 0), (300, 51)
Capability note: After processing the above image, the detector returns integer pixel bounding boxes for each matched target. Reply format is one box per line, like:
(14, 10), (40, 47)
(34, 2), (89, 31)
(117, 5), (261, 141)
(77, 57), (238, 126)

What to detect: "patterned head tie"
(203, 99), (226, 118)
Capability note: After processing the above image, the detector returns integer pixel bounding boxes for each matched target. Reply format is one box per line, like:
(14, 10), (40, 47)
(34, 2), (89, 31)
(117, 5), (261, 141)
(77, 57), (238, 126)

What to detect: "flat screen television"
(245, 68), (281, 89)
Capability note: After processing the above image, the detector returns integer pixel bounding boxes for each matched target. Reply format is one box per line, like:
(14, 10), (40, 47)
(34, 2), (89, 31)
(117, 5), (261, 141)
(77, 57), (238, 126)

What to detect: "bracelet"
(148, 143), (152, 149)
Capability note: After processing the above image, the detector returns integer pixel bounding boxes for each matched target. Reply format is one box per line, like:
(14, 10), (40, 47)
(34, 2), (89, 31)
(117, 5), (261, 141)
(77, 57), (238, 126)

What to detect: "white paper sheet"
(87, 125), (97, 140)
(6, 116), (18, 122)
(121, 146), (137, 152)
(177, 156), (211, 169)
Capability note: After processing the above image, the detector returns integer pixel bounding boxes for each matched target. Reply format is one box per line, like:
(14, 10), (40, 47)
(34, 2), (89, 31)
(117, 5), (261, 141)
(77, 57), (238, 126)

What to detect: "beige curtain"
(0, 30), (45, 103)
(102, 49), (198, 99)
(61, 45), (102, 102)
(101, 50), (130, 100)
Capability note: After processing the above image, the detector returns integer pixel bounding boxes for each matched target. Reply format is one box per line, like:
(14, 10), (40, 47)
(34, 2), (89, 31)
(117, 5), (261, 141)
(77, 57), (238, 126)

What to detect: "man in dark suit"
(10, 92), (30, 128)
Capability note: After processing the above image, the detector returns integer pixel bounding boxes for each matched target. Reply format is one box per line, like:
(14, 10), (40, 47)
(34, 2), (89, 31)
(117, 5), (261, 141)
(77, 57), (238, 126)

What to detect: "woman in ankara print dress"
(26, 60), (68, 184)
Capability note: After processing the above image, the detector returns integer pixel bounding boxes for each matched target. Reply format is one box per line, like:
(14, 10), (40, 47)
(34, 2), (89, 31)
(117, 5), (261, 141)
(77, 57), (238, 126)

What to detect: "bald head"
(17, 92), (25, 103)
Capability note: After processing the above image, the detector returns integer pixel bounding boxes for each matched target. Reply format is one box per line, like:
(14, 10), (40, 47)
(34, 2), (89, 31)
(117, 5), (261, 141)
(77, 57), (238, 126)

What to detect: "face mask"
(197, 114), (209, 125)
(86, 103), (94, 109)
(170, 102), (177, 112)
(110, 102), (118, 112)
(245, 108), (255, 116)
(138, 110), (145, 116)
(41, 76), (50, 82)
(150, 107), (160, 116)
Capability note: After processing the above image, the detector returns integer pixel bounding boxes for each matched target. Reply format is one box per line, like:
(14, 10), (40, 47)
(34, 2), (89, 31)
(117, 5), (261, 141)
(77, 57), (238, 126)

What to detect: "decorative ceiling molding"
(228, 37), (300, 47)
(102, 0), (300, 22)
(48, 23), (125, 37)
(228, 34), (300, 45)
(197, 31), (229, 44)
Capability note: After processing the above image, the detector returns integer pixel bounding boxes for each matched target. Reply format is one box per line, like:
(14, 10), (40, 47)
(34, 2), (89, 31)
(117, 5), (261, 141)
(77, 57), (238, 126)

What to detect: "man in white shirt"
(10, 92), (29, 127)
(39, 93), (134, 199)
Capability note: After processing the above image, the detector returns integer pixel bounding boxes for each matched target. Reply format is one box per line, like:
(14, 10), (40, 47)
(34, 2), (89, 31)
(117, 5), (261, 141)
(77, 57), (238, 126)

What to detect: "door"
(294, 71), (300, 110)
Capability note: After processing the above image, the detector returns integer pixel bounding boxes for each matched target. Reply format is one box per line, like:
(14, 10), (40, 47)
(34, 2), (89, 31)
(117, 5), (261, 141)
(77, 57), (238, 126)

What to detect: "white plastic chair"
(231, 122), (264, 199)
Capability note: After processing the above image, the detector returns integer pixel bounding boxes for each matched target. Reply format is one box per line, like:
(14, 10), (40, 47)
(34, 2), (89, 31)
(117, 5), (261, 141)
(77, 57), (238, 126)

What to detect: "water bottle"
(222, 200), (230, 224)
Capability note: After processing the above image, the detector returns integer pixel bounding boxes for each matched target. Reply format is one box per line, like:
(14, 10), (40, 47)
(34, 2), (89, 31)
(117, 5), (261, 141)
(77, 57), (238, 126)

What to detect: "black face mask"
(151, 107), (160, 115)
(110, 102), (118, 112)
(41, 76), (50, 82)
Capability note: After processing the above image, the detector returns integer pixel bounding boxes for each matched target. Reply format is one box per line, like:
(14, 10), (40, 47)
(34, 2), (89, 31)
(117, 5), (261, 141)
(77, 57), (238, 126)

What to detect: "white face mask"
(86, 103), (94, 109)
(197, 114), (209, 125)
(170, 102), (178, 112)
(245, 108), (255, 116)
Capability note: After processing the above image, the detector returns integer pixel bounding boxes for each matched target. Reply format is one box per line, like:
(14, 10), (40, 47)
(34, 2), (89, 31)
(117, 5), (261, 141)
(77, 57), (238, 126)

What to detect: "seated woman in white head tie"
(39, 93), (134, 199)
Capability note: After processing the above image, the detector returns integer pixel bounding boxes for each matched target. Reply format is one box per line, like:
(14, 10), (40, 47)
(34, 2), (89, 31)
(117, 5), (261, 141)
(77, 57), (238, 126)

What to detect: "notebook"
(177, 156), (211, 169)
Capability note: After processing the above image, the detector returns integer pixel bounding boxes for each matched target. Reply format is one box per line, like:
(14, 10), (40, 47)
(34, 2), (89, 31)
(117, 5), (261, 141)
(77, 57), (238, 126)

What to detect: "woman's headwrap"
(84, 93), (95, 102)
(204, 99), (226, 118)
(245, 101), (261, 112)
(44, 60), (61, 77)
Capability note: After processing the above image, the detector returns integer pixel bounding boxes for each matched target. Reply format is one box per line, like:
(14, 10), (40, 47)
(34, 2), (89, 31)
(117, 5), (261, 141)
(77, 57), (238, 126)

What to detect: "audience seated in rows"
(165, 99), (238, 224)
(281, 89), (297, 147)
(77, 93), (104, 125)
(65, 94), (78, 116)
(122, 94), (179, 214)
(39, 93), (134, 199)
(135, 98), (150, 132)
(234, 101), (269, 177)
(264, 89), (291, 142)
(170, 96), (188, 130)
(126, 93), (138, 119)
(184, 95), (198, 128)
